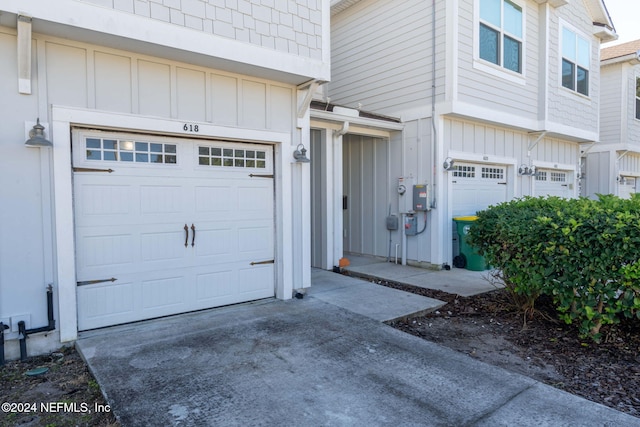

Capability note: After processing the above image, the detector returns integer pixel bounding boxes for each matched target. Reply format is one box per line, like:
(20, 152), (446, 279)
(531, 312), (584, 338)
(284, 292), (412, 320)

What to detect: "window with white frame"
(636, 77), (640, 120)
(561, 26), (590, 96)
(479, 0), (523, 73)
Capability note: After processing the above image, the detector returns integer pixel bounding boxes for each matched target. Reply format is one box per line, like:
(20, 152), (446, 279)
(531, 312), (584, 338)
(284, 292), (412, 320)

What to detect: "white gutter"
(311, 110), (404, 131)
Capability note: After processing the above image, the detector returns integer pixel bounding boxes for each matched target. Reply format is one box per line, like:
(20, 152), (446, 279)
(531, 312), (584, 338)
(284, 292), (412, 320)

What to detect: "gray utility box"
(404, 215), (417, 235)
(413, 184), (429, 211)
(386, 215), (399, 230)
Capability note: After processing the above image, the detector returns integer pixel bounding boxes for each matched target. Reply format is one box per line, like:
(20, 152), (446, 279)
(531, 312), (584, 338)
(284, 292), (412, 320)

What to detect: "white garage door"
(73, 130), (275, 330)
(534, 170), (572, 198)
(451, 163), (508, 216)
(618, 176), (636, 199)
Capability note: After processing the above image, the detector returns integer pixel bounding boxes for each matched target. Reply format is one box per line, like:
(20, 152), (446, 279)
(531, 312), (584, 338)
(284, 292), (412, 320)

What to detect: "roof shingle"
(601, 39), (640, 61)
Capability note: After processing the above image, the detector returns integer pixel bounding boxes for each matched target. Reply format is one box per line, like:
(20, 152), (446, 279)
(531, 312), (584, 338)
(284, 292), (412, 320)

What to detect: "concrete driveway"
(77, 296), (638, 426)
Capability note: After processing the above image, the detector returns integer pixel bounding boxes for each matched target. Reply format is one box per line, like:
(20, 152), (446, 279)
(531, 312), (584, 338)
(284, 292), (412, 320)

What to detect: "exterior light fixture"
(25, 118), (52, 147)
(293, 143), (310, 163)
(443, 157), (455, 171)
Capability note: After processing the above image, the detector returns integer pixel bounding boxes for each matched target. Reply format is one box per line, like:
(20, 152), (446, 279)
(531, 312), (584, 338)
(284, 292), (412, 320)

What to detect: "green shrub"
(468, 194), (640, 341)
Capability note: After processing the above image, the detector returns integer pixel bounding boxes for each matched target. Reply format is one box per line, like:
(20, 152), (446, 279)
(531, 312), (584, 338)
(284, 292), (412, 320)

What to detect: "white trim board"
(51, 106), (292, 342)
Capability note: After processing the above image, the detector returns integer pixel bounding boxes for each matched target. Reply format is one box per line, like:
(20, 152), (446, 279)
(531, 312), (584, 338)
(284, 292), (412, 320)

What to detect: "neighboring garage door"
(451, 163), (508, 217)
(72, 130), (275, 330)
(618, 176), (637, 199)
(534, 170), (572, 198)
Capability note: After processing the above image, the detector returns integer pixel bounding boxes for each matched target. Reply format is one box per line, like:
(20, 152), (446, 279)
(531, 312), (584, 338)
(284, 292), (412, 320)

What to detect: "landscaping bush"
(468, 194), (640, 341)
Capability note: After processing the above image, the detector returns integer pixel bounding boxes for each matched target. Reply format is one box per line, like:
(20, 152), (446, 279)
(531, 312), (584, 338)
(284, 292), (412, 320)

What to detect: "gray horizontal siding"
(546, 0), (600, 134)
(624, 65), (640, 144)
(329, 0), (444, 116)
(599, 65), (622, 144)
(456, 0), (539, 118)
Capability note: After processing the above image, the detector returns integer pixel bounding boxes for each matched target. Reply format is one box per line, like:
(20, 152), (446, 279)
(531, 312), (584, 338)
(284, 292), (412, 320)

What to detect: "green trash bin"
(453, 216), (487, 271)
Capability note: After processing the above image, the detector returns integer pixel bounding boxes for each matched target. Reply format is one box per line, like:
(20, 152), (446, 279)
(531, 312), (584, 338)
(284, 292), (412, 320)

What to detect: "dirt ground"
(383, 278), (640, 418)
(0, 346), (119, 427)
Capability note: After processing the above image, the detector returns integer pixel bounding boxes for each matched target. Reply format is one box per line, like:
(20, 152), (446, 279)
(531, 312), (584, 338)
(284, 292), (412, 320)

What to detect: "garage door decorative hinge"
(249, 174), (274, 178)
(73, 167), (114, 173)
(77, 277), (117, 286)
(250, 259), (275, 266)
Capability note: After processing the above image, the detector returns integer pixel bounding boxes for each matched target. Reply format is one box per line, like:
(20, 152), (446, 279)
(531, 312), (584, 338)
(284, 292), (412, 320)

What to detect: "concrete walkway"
(309, 268), (446, 321)
(77, 269), (640, 426)
(343, 254), (500, 297)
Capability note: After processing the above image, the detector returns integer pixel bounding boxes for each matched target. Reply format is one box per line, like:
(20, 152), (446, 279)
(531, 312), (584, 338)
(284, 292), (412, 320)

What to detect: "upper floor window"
(561, 27), (590, 96)
(636, 77), (640, 120)
(479, 0), (523, 73)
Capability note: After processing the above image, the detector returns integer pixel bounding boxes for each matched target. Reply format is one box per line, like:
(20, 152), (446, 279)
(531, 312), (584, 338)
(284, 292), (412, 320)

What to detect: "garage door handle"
(191, 224), (196, 247)
(184, 224), (189, 247)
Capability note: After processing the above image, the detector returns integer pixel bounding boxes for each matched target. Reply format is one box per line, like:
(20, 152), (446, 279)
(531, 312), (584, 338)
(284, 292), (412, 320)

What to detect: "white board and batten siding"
(0, 22), (303, 352)
(445, 117), (577, 201)
(619, 153), (640, 198)
(342, 134), (391, 258)
(43, 39), (294, 132)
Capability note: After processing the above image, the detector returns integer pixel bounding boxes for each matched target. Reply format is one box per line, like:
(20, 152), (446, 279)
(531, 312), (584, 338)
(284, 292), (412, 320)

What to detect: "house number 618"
(183, 124), (199, 132)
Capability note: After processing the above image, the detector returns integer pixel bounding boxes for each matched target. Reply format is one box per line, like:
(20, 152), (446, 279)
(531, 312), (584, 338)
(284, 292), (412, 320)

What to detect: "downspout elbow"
(334, 121), (349, 137)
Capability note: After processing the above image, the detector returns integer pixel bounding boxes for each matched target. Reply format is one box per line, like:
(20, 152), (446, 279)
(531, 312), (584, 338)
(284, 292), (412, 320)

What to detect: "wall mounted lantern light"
(442, 157), (455, 171)
(293, 143), (310, 163)
(25, 119), (53, 147)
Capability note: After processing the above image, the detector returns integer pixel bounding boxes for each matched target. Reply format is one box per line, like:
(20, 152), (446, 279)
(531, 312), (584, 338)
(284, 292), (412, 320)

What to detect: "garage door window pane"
(86, 149), (101, 160)
(85, 137), (178, 165)
(453, 165), (475, 178)
(198, 145), (268, 169)
(481, 167), (504, 179)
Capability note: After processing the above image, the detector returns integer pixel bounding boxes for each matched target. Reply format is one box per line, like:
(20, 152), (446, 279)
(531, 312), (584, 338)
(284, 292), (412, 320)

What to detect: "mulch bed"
(376, 277), (640, 418)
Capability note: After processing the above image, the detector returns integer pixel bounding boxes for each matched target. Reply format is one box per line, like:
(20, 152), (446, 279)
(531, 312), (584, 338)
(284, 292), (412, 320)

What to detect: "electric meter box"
(398, 177), (415, 213)
(413, 184), (429, 211)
